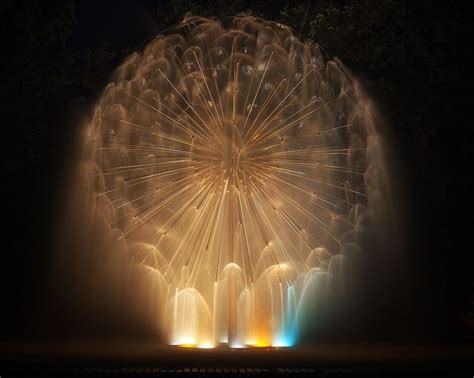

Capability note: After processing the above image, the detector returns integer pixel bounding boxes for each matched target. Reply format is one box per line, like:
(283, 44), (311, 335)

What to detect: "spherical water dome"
(77, 15), (386, 347)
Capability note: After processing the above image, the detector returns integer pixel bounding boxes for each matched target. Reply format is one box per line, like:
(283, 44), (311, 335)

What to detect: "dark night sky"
(70, 1), (155, 49)
(0, 0), (473, 347)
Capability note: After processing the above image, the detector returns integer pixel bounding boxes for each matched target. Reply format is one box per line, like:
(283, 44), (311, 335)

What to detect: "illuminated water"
(69, 15), (386, 348)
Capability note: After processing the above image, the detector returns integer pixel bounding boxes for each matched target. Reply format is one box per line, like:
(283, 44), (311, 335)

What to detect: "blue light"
(273, 286), (298, 347)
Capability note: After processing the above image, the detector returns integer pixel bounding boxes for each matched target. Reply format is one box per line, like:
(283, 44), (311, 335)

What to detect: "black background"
(0, 0), (472, 346)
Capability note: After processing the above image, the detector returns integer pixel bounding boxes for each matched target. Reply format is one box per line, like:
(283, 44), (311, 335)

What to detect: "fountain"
(59, 15), (388, 348)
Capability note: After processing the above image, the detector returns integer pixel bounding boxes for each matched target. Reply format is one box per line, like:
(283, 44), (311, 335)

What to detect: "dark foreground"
(1, 342), (473, 377)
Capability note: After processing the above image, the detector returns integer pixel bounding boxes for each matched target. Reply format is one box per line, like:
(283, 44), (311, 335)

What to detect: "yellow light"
(174, 336), (197, 348)
(179, 344), (196, 348)
(255, 340), (270, 347)
(197, 343), (214, 349)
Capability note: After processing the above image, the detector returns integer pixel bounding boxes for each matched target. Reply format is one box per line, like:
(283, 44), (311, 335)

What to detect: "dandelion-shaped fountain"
(66, 15), (387, 348)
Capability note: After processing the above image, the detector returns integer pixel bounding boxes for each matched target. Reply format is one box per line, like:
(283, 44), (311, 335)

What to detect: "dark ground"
(1, 342), (474, 377)
(0, 0), (473, 371)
